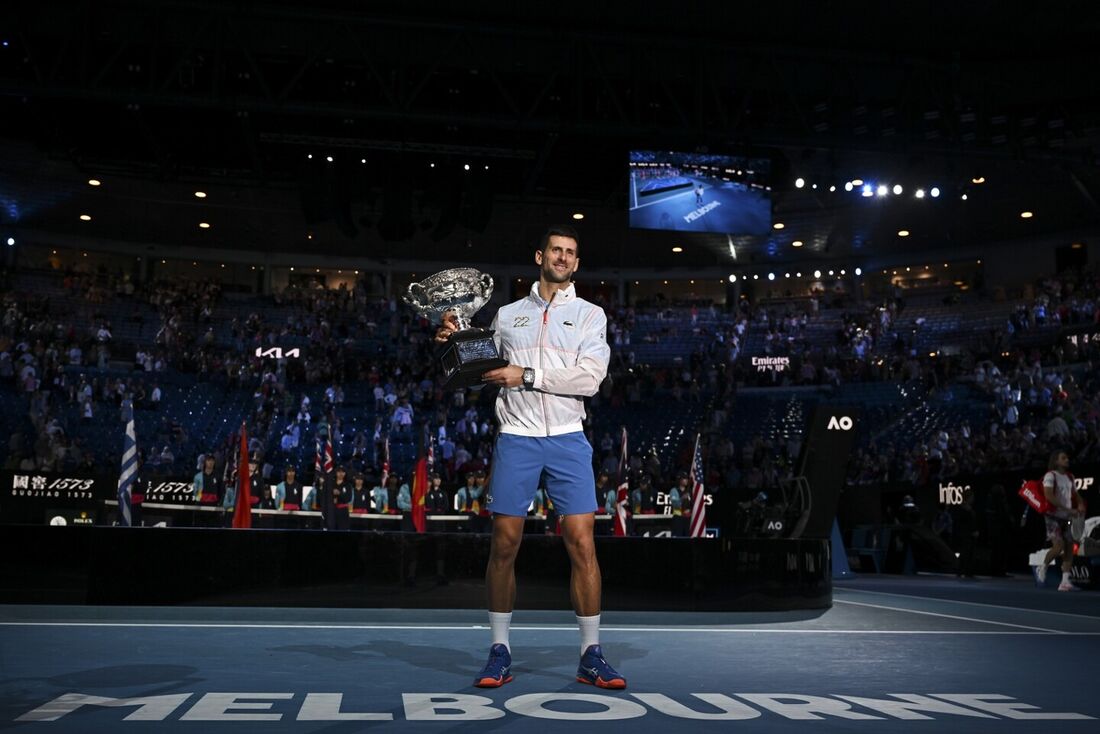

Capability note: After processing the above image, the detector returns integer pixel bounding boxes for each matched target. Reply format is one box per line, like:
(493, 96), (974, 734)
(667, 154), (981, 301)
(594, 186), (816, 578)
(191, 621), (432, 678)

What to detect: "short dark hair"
(1049, 450), (1067, 470)
(538, 225), (580, 253)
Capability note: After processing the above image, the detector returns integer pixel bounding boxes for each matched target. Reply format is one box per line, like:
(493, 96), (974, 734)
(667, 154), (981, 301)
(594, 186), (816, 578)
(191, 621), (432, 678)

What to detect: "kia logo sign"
(254, 347), (301, 359)
(827, 416), (853, 431)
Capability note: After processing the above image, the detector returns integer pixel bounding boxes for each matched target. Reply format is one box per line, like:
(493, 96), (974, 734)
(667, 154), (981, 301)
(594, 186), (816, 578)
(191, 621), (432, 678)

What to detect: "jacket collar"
(529, 281), (576, 307)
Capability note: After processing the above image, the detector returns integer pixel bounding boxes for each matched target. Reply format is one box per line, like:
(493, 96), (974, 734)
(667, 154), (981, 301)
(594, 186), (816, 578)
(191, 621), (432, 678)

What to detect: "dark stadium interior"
(2, 2), (1100, 732)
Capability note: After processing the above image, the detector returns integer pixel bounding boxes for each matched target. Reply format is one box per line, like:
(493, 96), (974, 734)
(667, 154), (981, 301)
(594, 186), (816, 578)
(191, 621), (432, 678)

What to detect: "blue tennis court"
(2, 575), (1098, 733)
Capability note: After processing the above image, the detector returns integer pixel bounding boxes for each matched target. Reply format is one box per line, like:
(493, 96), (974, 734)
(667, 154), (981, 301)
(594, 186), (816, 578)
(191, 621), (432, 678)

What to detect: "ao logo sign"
(827, 416), (853, 431)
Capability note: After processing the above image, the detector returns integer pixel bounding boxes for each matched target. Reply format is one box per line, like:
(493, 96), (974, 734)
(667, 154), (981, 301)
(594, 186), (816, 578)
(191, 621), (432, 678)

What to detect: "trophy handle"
(479, 272), (495, 298)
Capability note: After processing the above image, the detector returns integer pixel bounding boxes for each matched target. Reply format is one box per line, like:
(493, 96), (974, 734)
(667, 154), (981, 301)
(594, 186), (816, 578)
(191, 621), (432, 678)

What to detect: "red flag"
(411, 455), (428, 533)
(613, 427), (630, 537)
(689, 433), (707, 538)
(232, 423), (252, 529)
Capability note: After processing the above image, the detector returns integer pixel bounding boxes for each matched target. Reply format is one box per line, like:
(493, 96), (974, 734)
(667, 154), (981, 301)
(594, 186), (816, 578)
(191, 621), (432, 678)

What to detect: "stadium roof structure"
(2, 0), (1099, 271)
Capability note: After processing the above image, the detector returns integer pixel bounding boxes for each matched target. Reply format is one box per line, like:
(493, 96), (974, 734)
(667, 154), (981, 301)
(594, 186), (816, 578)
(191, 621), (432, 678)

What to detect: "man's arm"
(532, 308), (610, 397)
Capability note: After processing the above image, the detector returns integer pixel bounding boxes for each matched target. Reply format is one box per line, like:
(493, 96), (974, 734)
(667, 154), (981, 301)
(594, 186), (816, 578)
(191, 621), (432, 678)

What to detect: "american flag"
(688, 433), (707, 538)
(116, 401), (137, 526)
(613, 426), (629, 537)
(380, 436), (390, 488)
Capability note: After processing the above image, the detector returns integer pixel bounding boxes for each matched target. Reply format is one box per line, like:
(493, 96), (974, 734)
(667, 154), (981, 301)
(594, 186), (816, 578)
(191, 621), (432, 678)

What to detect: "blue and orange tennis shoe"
(576, 644), (627, 689)
(473, 643), (513, 688)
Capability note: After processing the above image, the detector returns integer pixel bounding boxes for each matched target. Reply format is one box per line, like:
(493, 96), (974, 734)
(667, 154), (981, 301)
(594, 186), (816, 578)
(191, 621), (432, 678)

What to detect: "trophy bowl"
(404, 268), (508, 390)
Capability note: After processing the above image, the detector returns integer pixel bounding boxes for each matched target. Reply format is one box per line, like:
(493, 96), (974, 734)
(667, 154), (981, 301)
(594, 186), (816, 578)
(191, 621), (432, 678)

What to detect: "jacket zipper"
(538, 291), (555, 436)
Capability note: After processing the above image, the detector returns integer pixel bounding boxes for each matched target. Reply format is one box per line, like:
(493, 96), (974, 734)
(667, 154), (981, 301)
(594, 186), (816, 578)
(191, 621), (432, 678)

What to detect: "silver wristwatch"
(522, 367), (535, 389)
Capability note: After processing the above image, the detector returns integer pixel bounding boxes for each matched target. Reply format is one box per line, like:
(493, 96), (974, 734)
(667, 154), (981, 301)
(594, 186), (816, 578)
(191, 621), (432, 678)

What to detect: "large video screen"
(629, 150), (771, 235)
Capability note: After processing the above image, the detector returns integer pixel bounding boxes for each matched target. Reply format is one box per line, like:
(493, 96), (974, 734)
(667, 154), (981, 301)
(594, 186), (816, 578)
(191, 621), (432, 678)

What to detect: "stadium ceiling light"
(1020, 211), (1033, 218)
(768, 273), (775, 280)
(855, 267), (862, 276)
(572, 213), (585, 220)
(892, 184), (903, 195)
(361, 158), (366, 164)
(840, 269), (846, 275)
(6, 237), (14, 246)
(773, 222), (785, 230)
(961, 194), (968, 200)
(79, 214), (91, 221)
(915, 189), (925, 198)
(876, 184), (888, 197)
(198, 222), (211, 229)
(753, 274), (759, 280)
(463, 163), (470, 171)
(796, 272), (802, 277)
(898, 230), (910, 237)
(851, 179), (864, 186)
(194, 191), (206, 198)
(792, 240), (804, 247)
(930, 187), (941, 198)
(87, 179), (101, 186)
(861, 185), (874, 197)
(829, 185), (836, 192)
(811, 184), (818, 190)
(671, 246), (683, 253)
(844, 182), (854, 192)
(972, 176), (986, 184)
(795, 177), (805, 188)
(728, 274), (737, 283)
(325, 156), (333, 162)
(307, 154), (312, 159)
(784, 273), (791, 278)
(430, 162), (435, 168)
(813, 270), (822, 279)
(828, 270), (835, 276)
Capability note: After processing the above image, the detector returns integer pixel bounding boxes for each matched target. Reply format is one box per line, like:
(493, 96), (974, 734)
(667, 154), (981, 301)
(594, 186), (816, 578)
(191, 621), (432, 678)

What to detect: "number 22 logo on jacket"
(513, 316), (530, 327)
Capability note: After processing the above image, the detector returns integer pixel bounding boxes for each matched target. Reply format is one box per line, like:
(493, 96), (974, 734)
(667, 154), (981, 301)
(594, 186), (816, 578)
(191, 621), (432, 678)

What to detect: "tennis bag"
(1018, 479), (1053, 514)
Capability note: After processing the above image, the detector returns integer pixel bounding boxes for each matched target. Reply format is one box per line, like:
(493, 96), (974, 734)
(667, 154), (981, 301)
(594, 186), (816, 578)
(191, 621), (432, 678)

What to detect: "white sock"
(577, 614), (600, 654)
(489, 611), (512, 651)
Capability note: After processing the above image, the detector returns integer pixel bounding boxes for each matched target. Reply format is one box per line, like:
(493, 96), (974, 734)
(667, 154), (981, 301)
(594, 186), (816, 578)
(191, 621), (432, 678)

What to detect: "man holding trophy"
(420, 225), (626, 690)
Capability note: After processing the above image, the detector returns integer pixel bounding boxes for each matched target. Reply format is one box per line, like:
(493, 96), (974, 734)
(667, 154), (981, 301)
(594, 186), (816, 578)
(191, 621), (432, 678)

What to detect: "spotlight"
(325, 155), (333, 162)
(361, 158), (366, 164)
(5, 237), (13, 246)
(829, 185), (836, 192)
(861, 184), (873, 197)
(812, 184), (818, 190)
(915, 189), (925, 198)
(855, 267), (862, 276)
(572, 213), (585, 220)
(796, 272), (802, 277)
(753, 274), (759, 280)
(898, 230), (910, 237)
(307, 154), (313, 159)
(961, 194), (968, 200)
(194, 191), (206, 198)
(199, 222), (211, 229)
(876, 184), (888, 197)
(851, 179), (864, 186)
(430, 163), (436, 168)
(813, 270), (821, 279)
(728, 274), (737, 283)
(972, 176), (985, 184)
(892, 184), (903, 195)
(671, 246), (683, 253)
(484, 165), (490, 170)
(828, 270), (835, 276)
(840, 269), (846, 275)
(463, 164), (470, 171)
(785, 273), (791, 278)
(930, 187), (941, 198)
(87, 179), (101, 187)
(79, 214), (92, 221)
(768, 273), (775, 281)
(773, 222), (785, 230)
(1021, 211), (1033, 219)
(844, 182), (854, 192)
(792, 240), (804, 247)
(795, 177), (805, 188)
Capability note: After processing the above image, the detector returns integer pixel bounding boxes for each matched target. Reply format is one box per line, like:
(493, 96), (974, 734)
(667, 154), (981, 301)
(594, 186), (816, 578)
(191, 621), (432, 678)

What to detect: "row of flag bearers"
(118, 420), (707, 537)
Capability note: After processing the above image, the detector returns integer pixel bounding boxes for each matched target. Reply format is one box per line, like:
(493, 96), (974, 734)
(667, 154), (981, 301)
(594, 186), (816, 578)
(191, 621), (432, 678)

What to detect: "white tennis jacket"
(489, 282), (610, 437)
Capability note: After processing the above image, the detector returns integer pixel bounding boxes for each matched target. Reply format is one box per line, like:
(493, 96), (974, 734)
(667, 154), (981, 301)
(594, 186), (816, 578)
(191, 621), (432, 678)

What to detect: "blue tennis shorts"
(486, 432), (598, 517)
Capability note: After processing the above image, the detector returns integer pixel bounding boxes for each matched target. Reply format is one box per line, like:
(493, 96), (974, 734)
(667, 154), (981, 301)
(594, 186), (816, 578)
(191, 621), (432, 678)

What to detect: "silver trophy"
(404, 268), (508, 389)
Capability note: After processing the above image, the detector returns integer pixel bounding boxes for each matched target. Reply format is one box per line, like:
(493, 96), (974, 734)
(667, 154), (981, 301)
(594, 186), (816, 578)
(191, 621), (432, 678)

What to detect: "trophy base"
(440, 329), (509, 390)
